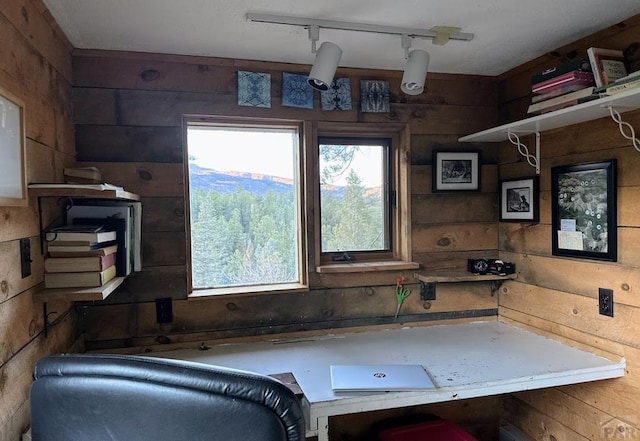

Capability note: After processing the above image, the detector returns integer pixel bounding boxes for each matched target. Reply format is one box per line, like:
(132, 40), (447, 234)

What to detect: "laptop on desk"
(330, 364), (436, 392)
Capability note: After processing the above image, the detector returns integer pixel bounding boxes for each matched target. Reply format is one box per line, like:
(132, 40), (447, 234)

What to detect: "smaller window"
(318, 137), (393, 262)
(314, 122), (416, 273)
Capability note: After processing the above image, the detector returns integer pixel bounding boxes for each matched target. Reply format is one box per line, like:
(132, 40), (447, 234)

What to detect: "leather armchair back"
(30, 354), (305, 441)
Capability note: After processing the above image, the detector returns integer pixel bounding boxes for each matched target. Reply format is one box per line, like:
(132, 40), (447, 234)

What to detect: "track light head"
(308, 41), (343, 91)
(401, 49), (429, 95)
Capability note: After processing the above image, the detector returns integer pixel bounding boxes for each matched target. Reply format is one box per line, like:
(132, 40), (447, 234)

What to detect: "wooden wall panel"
(497, 13), (640, 440)
(71, 50), (501, 355)
(83, 281), (497, 350)
(0, 2), (77, 439)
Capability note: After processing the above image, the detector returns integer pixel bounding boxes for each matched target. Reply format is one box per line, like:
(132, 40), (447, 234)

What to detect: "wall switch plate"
(598, 288), (613, 317)
(155, 297), (173, 323)
(20, 238), (31, 278)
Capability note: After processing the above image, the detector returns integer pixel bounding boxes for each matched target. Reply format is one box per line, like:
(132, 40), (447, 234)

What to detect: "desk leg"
(317, 416), (329, 441)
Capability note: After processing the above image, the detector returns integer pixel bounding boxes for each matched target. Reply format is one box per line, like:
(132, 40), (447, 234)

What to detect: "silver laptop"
(330, 364), (436, 392)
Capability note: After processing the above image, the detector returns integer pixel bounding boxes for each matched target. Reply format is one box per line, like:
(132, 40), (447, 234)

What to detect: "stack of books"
(44, 225), (118, 289)
(594, 70), (640, 97)
(528, 58), (597, 114)
(587, 47), (628, 87)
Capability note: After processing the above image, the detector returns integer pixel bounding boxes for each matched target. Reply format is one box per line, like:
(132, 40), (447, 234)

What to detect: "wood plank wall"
(496, 14), (640, 441)
(71, 50), (503, 356)
(0, 0), (79, 439)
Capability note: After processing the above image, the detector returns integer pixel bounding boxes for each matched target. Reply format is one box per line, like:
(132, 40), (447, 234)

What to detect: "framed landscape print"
(432, 151), (480, 192)
(0, 85), (27, 206)
(551, 160), (616, 261)
(500, 176), (539, 222)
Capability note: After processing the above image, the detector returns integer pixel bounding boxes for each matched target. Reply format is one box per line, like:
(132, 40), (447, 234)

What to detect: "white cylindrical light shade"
(401, 49), (429, 95)
(308, 42), (342, 91)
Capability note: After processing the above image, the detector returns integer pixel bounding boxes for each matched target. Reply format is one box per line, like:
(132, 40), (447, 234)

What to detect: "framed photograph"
(432, 151), (480, 192)
(500, 176), (539, 222)
(0, 85), (27, 206)
(551, 160), (616, 261)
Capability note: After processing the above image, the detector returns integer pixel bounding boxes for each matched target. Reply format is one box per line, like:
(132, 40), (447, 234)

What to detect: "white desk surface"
(149, 321), (624, 439)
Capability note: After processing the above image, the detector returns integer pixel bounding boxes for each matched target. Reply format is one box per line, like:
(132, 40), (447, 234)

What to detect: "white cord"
(608, 106), (640, 153)
(507, 131), (538, 169)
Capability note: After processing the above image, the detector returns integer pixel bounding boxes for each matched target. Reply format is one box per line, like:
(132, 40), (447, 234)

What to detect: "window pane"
(319, 142), (388, 253)
(187, 125), (300, 290)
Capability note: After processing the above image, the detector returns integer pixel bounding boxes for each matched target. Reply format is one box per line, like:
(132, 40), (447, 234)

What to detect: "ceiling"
(43, 0), (640, 76)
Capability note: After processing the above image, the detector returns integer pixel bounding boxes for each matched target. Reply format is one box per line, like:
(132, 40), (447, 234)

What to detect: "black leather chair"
(30, 354), (305, 441)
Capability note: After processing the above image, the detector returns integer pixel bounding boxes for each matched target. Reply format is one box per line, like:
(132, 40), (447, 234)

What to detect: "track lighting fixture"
(307, 26), (342, 91)
(246, 13), (473, 95)
(400, 34), (429, 95)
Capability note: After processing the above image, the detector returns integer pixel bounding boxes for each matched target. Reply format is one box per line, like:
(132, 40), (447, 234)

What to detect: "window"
(314, 122), (417, 272)
(185, 119), (306, 296)
(318, 137), (393, 261)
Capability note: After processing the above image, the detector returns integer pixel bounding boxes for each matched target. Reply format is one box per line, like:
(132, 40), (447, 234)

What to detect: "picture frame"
(0, 85), (27, 207)
(551, 160), (616, 261)
(432, 151), (480, 192)
(500, 176), (539, 222)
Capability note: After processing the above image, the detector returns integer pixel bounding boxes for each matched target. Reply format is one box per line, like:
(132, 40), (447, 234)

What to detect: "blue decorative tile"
(237, 71), (271, 108)
(282, 72), (314, 109)
(321, 78), (352, 111)
(360, 80), (390, 113)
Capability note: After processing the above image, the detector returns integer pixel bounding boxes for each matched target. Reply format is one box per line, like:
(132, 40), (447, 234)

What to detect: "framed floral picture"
(551, 160), (616, 261)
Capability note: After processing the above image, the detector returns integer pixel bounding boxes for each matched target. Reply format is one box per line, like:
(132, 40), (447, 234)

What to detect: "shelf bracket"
(506, 130), (540, 175)
(43, 302), (57, 338)
(607, 105), (640, 153)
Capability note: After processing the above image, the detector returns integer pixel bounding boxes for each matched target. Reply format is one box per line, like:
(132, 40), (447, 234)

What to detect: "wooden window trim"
(312, 121), (416, 273)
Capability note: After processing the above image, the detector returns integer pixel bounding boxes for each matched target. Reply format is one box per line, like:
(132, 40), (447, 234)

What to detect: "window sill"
(316, 261), (420, 274)
(188, 282), (309, 300)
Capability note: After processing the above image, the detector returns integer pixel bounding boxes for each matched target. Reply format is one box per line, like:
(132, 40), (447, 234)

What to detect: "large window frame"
(183, 116), (308, 298)
(312, 122), (417, 273)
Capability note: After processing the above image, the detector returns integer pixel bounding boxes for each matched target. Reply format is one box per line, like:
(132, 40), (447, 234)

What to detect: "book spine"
(587, 47), (604, 88)
(604, 80), (640, 95)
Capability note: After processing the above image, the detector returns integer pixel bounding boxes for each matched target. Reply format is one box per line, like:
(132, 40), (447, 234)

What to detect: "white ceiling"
(43, 0), (640, 76)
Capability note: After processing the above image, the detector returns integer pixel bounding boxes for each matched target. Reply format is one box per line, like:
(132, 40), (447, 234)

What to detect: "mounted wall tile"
(282, 72), (314, 109)
(237, 71), (271, 108)
(360, 80), (390, 113)
(321, 78), (352, 111)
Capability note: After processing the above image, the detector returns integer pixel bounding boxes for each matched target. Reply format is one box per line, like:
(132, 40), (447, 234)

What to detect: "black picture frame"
(500, 176), (539, 222)
(551, 160), (617, 261)
(432, 151), (480, 192)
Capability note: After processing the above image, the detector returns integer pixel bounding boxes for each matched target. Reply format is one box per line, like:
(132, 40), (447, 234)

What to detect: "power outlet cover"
(598, 288), (614, 317)
(155, 298), (173, 323)
(20, 238), (31, 278)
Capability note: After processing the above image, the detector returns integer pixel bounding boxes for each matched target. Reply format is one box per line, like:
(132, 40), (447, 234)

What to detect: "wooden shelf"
(414, 271), (517, 283)
(29, 184), (140, 201)
(33, 277), (125, 302)
(459, 87), (640, 143)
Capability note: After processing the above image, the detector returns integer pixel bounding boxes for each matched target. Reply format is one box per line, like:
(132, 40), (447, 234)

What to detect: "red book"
(532, 71), (595, 94)
(44, 251), (117, 273)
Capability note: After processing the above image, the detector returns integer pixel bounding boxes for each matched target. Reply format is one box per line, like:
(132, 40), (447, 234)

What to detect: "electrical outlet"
(598, 288), (613, 317)
(155, 298), (173, 323)
(20, 238), (31, 278)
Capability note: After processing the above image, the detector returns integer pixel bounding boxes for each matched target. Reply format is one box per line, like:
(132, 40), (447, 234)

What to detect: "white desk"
(150, 321), (624, 441)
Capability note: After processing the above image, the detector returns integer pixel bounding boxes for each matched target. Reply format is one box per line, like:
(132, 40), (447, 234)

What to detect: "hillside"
(189, 163), (380, 199)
